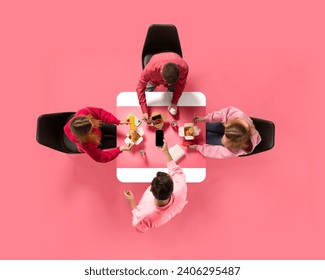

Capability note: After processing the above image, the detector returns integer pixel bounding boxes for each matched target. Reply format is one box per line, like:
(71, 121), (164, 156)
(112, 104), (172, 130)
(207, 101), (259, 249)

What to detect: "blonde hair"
(70, 115), (101, 145)
(224, 118), (253, 152)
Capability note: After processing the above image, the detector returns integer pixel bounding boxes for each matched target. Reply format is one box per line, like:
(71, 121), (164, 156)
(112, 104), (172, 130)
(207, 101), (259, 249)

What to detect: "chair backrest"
(241, 117), (275, 156)
(142, 24), (183, 68)
(36, 112), (80, 154)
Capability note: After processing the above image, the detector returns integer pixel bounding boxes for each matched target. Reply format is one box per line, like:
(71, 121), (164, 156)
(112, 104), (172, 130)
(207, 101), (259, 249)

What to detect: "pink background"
(0, 0), (324, 259)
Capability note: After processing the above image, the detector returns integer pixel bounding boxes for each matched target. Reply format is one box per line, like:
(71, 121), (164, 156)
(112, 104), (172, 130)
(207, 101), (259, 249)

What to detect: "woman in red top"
(64, 107), (133, 163)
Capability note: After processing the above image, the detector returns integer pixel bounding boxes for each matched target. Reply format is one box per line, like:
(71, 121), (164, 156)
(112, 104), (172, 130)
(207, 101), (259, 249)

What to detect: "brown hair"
(224, 119), (253, 153)
(162, 63), (180, 84)
(150, 172), (174, 200)
(70, 115), (101, 145)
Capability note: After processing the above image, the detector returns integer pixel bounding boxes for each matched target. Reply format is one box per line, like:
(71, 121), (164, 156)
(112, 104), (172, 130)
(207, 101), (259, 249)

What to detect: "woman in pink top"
(189, 106), (261, 158)
(124, 140), (188, 233)
(64, 107), (133, 163)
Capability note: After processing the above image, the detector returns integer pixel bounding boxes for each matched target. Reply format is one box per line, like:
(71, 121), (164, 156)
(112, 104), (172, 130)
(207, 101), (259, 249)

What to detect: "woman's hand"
(188, 144), (198, 150)
(193, 116), (205, 123)
(119, 119), (130, 125)
(120, 143), (134, 152)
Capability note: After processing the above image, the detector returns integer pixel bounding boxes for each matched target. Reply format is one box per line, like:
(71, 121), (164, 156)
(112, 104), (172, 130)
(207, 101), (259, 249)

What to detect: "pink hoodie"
(131, 161), (188, 233)
(196, 106), (261, 158)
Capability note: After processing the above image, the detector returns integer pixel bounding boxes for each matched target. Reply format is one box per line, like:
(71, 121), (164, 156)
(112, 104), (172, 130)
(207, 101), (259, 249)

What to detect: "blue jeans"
(206, 122), (225, 146)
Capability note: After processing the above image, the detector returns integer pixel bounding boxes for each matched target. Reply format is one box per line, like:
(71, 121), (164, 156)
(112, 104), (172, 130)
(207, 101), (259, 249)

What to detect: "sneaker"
(168, 106), (177, 116)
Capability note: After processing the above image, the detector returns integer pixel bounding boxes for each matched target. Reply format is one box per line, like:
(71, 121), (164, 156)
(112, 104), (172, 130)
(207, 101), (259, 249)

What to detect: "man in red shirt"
(136, 52), (189, 122)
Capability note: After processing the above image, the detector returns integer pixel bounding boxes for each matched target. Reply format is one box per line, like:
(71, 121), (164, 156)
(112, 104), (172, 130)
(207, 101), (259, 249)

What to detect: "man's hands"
(124, 190), (135, 201)
(124, 190), (137, 209)
(142, 113), (151, 124)
(168, 103), (178, 116)
(120, 143), (134, 152)
(161, 139), (169, 153)
(160, 139), (173, 163)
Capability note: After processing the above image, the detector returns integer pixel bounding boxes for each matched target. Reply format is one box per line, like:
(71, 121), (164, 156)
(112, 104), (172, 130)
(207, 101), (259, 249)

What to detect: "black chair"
(205, 117), (275, 156)
(36, 112), (80, 154)
(142, 24), (183, 69)
(242, 117), (275, 156)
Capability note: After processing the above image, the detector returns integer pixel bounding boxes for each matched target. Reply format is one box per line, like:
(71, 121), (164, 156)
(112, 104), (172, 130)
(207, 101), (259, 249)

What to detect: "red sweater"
(136, 52), (189, 113)
(64, 107), (121, 163)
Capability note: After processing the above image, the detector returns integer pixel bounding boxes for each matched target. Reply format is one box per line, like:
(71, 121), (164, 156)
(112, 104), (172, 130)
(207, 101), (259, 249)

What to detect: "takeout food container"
(178, 123), (201, 140)
(148, 112), (168, 129)
(124, 127), (144, 145)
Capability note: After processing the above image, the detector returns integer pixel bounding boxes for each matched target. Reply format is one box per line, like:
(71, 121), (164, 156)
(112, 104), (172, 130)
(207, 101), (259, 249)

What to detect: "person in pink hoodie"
(188, 106), (261, 158)
(64, 107), (133, 163)
(124, 140), (188, 233)
(136, 52), (189, 121)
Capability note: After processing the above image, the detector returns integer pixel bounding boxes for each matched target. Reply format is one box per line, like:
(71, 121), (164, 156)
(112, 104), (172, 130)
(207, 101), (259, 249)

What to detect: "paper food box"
(169, 144), (185, 162)
(178, 123), (201, 140)
(124, 127), (144, 145)
(148, 112), (167, 129)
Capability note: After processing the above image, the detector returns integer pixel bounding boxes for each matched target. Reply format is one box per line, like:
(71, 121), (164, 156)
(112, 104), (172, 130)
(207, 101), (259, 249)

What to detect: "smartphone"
(155, 130), (164, 147)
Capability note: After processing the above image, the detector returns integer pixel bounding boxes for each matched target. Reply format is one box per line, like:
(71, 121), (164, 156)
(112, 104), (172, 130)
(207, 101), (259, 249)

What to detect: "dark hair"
(150, 172), (174, 200)
(162, 63), (180, 84)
